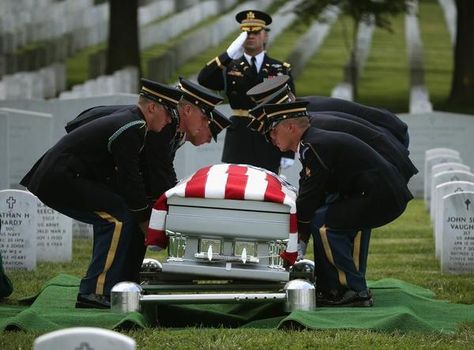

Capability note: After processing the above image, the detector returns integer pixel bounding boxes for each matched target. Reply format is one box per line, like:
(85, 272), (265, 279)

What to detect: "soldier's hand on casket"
(227, 32), (247, 59)
(297, 241), (307, 261)
(280, 157), (295, 169)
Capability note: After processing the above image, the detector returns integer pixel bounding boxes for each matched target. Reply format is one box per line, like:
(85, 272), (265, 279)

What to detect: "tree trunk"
(449, 0), (474, 104)
(106, 0), (141, 76)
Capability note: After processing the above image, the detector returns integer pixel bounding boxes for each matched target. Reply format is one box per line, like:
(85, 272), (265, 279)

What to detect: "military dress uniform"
(262, 102), (413, 306)
(300, 95), (410, 148)
(21, 105), (150, 303)
(197, 10), (295, 174)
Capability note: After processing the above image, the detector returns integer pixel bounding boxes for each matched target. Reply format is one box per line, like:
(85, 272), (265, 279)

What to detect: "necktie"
(251, 56), (258, 75)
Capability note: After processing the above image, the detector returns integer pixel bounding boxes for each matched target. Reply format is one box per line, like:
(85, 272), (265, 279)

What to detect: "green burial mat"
(0, 274), (473, 333)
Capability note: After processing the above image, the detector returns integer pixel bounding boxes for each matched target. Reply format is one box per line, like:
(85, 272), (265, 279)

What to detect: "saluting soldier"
(197, 10), (295, 174)
(260, 101), (412, 306)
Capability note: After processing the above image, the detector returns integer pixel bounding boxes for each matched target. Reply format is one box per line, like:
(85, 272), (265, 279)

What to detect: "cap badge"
(246, 11), (255, 20)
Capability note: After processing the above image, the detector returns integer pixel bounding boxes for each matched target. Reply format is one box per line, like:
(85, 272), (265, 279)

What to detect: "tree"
(106, 0), (141, 77)
(294, 0), (409, 99)
(449, 0), (474, 105)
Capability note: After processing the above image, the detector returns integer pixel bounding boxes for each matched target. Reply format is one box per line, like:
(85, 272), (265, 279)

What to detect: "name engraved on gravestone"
(441, 191), (474, 274)
(72, 220), (93, 239)
(36, 200), (72, 262)
(434, 181), (474, 259)
(0, 189), (37, 270)
(424, 154), (462, 209)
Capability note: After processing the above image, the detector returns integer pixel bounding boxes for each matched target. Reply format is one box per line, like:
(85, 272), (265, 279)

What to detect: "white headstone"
(424, 154), (462, 209)
(34, 327), (136, 350)
(36, 200), (72, 262)
(72, 220), (93, 239)
(434, 181), (474, 259)
(429, 162), (471, 219)
(0, 189), (37, 271)
(431, 170), (474, 218)
(0, 108), (53, 190)
(440, 191), (474, 274)
(425, 147), (460, 160)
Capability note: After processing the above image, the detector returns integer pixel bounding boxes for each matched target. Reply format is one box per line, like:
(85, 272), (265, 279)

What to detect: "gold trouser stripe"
(232, 109), (250, 117)
(95, 211), (123, 295)
(353, 230), (362, 272)
(319, 225), (348, 287)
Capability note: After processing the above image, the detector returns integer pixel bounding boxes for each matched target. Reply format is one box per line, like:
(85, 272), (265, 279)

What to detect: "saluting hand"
(227, 31), (247, 59)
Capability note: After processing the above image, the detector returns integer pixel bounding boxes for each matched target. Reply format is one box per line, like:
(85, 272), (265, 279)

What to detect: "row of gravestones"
(0, 189), (93, 271)
(424, 147), (474, 274)
(0, 0), (176, 78)
(146, 0), (272, 83)
(405, 0), (433, 114)
(0, 63), (66, 100)
(58, 66), (139, 100)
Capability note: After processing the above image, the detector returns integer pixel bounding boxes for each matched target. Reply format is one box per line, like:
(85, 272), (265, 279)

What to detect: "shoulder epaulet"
(283, 62), (291, 68)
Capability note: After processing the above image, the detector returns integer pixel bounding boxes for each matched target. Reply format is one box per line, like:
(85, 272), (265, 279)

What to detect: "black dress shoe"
(75, 293), (111, 309)
(317, 289), (373, 307)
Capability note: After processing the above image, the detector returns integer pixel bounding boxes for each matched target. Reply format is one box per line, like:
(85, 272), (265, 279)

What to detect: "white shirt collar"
(244, 51), (265, 73)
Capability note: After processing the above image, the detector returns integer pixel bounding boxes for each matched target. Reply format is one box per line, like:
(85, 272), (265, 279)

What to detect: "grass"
(1, 199), (473, 349)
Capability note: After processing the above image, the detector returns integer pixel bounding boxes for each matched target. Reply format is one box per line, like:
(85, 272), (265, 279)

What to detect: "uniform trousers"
(311, 205), (371, 293)
(43, 177), (146, 297)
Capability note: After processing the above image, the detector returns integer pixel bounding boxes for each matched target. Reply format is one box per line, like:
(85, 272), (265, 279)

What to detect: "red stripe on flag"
(264, 173), (285, 203)
(185, 165), (211, 197)
(225, 165), (248, 199)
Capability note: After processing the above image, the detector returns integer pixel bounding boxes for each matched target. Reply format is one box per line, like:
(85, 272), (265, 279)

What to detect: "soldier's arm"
(197, 52), (233, 91)
(110, 125), (150, 222)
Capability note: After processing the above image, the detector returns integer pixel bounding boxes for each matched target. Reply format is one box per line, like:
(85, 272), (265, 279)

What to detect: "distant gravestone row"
(405, 0), (433, 114)
(424, 147), (474, 274)
(0, 189), (74, 271)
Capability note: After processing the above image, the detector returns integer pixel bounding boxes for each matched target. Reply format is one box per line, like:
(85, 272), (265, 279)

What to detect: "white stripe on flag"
(205, 164), (229, 198)
(244, 169), (268, 201)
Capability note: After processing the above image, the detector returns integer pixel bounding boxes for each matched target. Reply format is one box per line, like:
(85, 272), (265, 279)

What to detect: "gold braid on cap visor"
(178, 84), (218, 110)
(141, 86), (180, 104)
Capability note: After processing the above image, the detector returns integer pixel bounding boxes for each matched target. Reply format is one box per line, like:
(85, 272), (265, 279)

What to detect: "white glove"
(226, 32), (247, 59)
(297, 241), (307, 261)
(280, 157), (295, 169)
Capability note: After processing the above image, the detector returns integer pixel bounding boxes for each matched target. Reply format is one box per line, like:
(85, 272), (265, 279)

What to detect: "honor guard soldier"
(247, 79), (418, 184)
(20, 78), (229, 309)
(260, 101), (413, 306)
(197, 9), (295, 174)
(247, 75), (410, 148)
(142, 77), (232, 203)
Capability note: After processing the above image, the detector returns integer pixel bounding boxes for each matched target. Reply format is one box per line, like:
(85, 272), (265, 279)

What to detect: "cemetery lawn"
(1, 199), (473, 349)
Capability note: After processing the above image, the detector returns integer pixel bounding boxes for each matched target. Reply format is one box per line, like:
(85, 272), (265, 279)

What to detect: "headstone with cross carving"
(0, 189), (37, 270)
(434, 181), (474, 259)
(430, 162), (471, 219)
(430, 170), (474, 222)
(440, 191), (474, 274)
(33, 327), (136, 350)
(36, 200), (73, 262)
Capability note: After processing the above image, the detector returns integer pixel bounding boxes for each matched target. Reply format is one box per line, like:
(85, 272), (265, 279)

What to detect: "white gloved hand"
(280, 157), (295, 169)
(226, 31), (247, 59)
(297, 241), (307, 261)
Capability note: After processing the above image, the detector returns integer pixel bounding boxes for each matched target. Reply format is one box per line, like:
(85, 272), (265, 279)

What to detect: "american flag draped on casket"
(146, 164), (299, 265)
